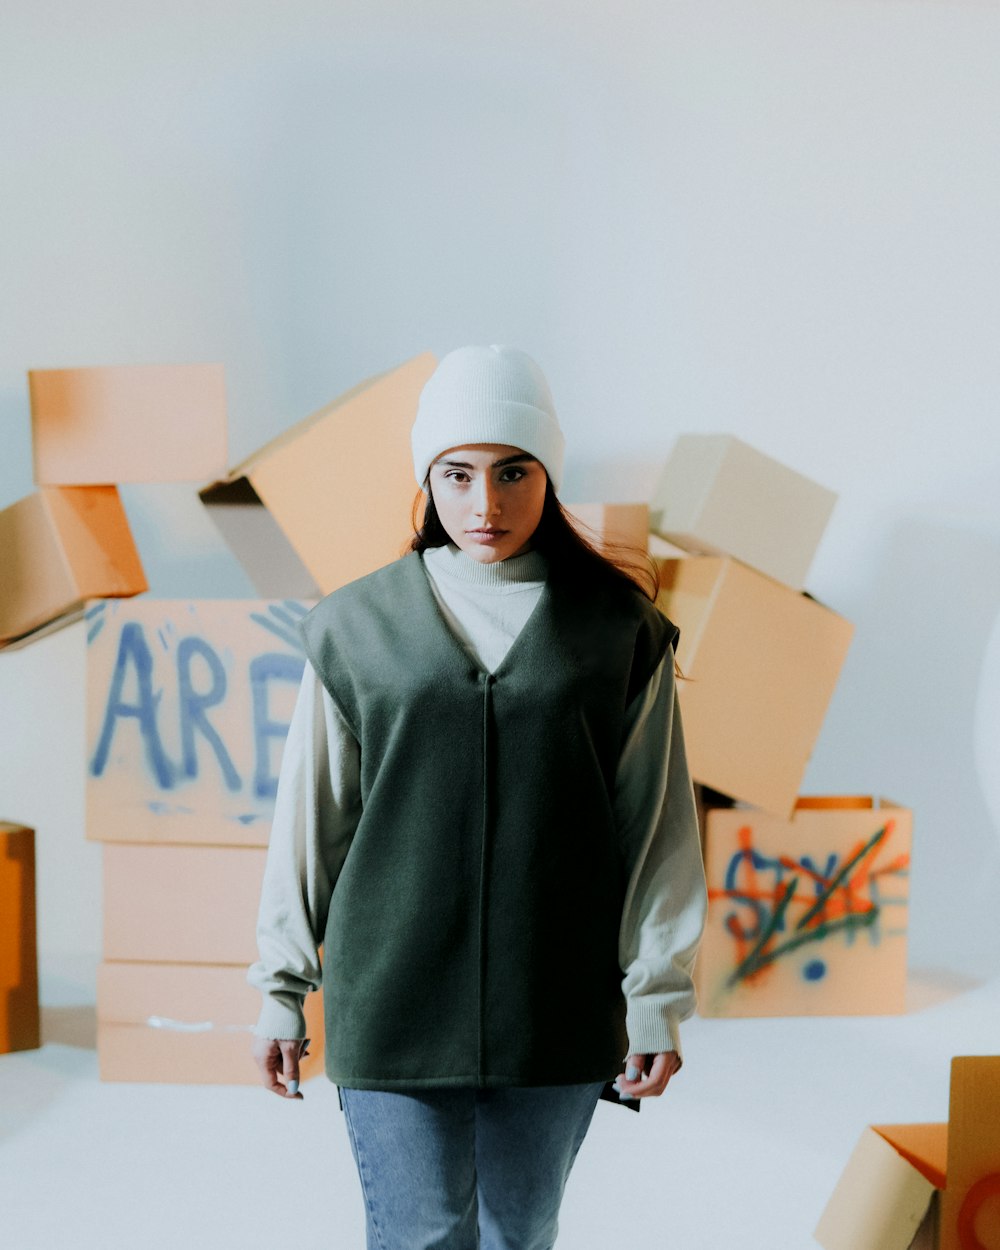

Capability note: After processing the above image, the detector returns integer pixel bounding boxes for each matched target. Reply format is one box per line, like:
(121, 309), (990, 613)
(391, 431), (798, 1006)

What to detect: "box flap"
(815, 1126), (938, 1250)
(199, 352), (435, 596)
(214, 356), (421, 481)
(873, 1123), (948, 1190)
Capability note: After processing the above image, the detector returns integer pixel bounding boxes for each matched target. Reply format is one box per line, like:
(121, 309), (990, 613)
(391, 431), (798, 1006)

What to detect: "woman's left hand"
(616, 1050), (681, 1099)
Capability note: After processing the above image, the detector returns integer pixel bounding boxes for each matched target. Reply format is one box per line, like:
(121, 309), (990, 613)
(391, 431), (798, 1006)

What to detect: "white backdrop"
(2, 0), (999, 1008)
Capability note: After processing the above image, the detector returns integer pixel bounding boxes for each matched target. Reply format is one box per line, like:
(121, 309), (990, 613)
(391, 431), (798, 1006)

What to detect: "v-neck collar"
(408, 550), (554, 680)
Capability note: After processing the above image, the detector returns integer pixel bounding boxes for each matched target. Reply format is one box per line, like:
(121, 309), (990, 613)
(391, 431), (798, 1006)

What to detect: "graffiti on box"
(86, 600), (313, 839)
(710, 819), (910, 988)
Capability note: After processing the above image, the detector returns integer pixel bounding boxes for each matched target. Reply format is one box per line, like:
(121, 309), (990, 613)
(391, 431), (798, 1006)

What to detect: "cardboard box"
(86, 598), (314, 846)
(940, 1055), (1000, 1250)
(29, 363), (227, 485)
(97, 961), (325, 1085)
(697, 797), (912, 1017)
(649, 434), (837, 590)
(199, 352), (436, 597)
(816, 1056), (1000, 1250)
(0, 486), (147, 650)
(564, 503), (649, 553)
(1, 823), (40, 1054)
(655, 555), (854, 816)
(815, 1122), (945, 1250)
(102, 844), (267, 964)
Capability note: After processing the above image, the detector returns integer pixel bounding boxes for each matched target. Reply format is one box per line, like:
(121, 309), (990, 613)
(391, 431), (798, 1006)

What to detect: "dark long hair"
(407, 477), (660, 603)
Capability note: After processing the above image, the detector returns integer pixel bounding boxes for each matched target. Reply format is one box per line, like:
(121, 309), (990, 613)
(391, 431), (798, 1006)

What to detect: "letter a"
(90, 621), (175, 788)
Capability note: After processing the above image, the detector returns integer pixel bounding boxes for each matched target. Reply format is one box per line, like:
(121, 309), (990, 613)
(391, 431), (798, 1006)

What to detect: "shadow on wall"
(816, 514), (1000, 978)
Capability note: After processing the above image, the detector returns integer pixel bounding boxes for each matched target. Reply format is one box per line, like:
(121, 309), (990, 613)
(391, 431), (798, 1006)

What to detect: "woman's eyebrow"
(436, 453), (538, 470)
(492, 453), (537, 468)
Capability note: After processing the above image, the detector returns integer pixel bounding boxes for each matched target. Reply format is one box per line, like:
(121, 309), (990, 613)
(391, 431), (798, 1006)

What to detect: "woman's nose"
(474, 478), (501, 516)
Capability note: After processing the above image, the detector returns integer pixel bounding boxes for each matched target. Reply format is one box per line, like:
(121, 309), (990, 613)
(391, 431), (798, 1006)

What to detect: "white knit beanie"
(411, 345), (565, 492)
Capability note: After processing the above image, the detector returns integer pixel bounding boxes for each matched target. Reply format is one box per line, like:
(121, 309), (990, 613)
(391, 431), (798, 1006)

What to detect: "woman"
(249, 344), (707, 1250)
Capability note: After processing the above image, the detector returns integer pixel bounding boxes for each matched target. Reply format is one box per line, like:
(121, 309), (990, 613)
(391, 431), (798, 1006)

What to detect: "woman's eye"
(444, 471), (470, 483)
(498, 467), (526, 484)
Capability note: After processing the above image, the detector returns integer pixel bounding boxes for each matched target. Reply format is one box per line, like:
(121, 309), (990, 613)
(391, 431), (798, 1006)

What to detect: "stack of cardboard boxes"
(87, 596), (326, 1084)
(82, 353), (435, 1082)
(0, 364), (193, 1059)
(647, 435), (912, 1019)
(2, 355), (433, 1081)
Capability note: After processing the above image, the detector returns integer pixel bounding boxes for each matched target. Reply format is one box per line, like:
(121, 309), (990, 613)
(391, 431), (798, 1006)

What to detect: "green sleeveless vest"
(298, 551), (677, 1089)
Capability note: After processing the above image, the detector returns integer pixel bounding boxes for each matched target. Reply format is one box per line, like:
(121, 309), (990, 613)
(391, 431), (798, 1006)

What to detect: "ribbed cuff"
(625, 997), (684, 1063)
(253, 993), (307, 1041)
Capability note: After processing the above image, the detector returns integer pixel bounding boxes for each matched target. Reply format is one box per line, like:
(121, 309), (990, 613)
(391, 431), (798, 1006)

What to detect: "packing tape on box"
(146, 1015), (255, 1034)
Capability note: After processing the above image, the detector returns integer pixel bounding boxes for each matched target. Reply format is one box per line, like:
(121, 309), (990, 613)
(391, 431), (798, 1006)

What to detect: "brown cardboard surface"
(697, 798), (911, 1017)
(0, 487), (147, 649)
(85, 597), (315, 846)
(29, 363), (227, 485)
(563, 503), (649, 553)
(97, 1024), (262, 1085)
(649, 433), (837, 590)
(815, 1126), (939, 1250)
(102, 844), (267, 964)
(200, 353), (435, 597)
(796, 796), (874, 810)
(941, 1056), (1000, 1250)
(655, 556), (854, 816)
(0, 823), (40, 1054)
(874, 1124), (949, 1191)
(97, 961), (324, 1084)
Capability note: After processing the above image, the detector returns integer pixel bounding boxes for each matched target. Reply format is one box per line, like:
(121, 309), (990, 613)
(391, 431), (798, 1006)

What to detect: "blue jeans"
(339, 1082), (605, 1250)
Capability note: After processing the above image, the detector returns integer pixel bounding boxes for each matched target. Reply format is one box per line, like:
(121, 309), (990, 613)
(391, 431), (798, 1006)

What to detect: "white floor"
(2, 969), (997, 1250)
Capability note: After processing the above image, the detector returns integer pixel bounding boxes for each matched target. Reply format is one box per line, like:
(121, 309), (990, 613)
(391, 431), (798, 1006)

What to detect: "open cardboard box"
(649, 433), (837, 591)
(28, 363), (227, 485)
(697, 797), (912, 1018)
(1, 822), (40, 1054)
(86, 597), (315, 847)
(0, 486), (146, 650)
(199, 352), (435, 597)
(97, 961), (325, 1085)
(655, 555), (854, 817)
(816, 1056), (1000, 1250)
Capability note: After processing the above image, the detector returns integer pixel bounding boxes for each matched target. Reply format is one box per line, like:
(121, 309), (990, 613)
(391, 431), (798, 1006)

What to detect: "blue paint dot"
(803, 960), (826, 982)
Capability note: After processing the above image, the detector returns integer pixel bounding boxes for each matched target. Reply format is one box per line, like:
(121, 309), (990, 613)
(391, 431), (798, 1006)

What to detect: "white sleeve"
(246, 659), (361, 1039)
(615, 650), (708, 1061)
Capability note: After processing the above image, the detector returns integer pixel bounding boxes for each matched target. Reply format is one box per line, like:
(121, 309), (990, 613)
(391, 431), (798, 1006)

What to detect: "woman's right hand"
(252, 1036), (310, 1099)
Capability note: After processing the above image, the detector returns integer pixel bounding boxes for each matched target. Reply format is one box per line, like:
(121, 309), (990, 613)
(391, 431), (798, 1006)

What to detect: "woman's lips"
(468, 529), (508, 542)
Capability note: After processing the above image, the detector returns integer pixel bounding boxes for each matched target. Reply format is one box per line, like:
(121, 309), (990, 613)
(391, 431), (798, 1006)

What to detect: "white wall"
(2, 0), (999, 1001)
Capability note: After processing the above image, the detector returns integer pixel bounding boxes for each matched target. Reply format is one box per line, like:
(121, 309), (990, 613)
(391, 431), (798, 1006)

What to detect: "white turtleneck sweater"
(248, 543), (708, 1060)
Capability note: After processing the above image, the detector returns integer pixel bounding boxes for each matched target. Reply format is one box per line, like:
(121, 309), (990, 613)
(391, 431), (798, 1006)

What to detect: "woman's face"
(428, 442), (548, 563)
